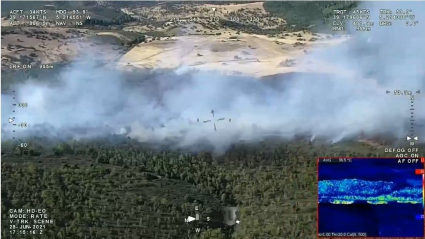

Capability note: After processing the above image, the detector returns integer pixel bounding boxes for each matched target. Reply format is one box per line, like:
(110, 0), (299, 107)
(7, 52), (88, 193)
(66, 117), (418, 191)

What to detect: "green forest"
(1, 136), (399, 239)
(263, 1), (358, 31)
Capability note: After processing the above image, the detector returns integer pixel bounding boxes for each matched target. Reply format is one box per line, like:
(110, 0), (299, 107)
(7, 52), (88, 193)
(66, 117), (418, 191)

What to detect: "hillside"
(263, 1), (358, 32)
(1, 137), (406, 239)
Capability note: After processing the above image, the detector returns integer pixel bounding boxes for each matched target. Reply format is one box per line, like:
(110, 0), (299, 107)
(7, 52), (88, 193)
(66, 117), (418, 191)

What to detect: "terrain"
(2, 136), (410, 239)
(2, 1), (424, 239)
(1, 1), (352, 77)
(118, 30), (348, 77)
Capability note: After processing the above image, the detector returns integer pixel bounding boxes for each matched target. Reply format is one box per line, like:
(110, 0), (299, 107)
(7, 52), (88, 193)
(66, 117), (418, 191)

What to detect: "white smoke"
(2, 2), (424, 152)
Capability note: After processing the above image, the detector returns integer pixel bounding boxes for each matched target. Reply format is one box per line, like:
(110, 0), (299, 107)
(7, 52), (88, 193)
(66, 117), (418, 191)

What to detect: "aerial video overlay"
(1, 1), (425, 238)
(318, 157), (424, 237)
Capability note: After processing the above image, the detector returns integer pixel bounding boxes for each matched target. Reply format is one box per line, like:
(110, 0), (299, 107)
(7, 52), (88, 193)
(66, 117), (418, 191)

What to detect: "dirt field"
(1, 25), (349, 78)
(1, 27), (128, 68)
(118, 30), (349, 77)
(1, 2), (349, 77)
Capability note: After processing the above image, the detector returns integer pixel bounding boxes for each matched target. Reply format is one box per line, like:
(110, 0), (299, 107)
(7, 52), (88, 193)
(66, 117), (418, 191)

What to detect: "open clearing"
(0, 27), (132, 69)
(2, 2), (350, 78)
(118, 30), (349, 77)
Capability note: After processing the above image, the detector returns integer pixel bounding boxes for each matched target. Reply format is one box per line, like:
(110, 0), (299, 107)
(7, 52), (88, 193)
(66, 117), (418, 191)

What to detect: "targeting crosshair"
(197, 110), (231, 131)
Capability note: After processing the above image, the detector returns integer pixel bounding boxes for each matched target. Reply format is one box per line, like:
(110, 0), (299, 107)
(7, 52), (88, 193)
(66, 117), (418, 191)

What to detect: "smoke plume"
(2, 2), (424, 152)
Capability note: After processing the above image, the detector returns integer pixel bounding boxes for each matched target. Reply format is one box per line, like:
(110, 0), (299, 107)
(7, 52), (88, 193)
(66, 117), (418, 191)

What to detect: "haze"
(2, 2), (424, 152)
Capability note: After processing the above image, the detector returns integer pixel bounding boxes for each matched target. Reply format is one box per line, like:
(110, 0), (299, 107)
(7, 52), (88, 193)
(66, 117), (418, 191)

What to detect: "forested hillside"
(1, 137), (398, 239)
(263, 1), (359, 31)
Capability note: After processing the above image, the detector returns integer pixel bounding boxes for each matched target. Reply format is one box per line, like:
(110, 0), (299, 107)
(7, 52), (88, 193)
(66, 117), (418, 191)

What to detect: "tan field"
(118, 30), (350, 77)
(1, 27), (127, 69)
(2, 2), (350, 78)
(1, 25), (350, 78)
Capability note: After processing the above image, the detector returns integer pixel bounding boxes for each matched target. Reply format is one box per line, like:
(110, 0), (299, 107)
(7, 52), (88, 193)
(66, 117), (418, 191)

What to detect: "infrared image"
(318, 158), (424, 237)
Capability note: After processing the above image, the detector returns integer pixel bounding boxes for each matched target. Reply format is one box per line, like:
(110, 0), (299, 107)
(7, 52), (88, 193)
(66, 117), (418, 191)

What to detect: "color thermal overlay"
(318, 158), (424, 237)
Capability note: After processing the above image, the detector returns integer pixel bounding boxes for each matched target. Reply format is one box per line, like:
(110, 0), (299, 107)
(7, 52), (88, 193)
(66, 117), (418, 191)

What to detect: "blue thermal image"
(318, 158), (424, 237)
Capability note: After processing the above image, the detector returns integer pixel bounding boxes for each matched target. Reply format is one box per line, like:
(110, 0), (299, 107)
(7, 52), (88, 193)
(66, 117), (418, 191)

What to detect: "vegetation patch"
(2, 136), (409, 239)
